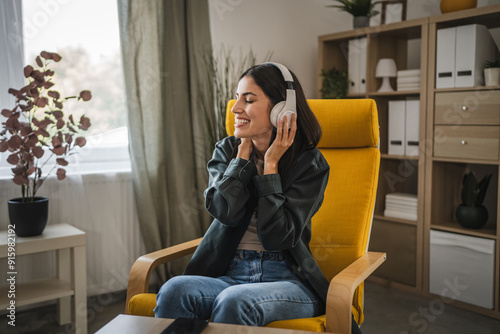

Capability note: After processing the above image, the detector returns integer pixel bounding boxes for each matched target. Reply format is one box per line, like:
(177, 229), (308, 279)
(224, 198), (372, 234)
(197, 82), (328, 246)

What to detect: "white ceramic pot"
(484, 68), (500, 86)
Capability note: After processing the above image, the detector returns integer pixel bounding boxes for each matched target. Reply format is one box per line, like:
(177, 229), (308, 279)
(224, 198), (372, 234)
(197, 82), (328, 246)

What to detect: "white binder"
(388, 101), (405, 155)
(455, 24), (500, 87)
(348, 37), (367, 94)
(405, 100), (420, 157)
(436, 24), (500, 88)
(436, 27), (456, 89)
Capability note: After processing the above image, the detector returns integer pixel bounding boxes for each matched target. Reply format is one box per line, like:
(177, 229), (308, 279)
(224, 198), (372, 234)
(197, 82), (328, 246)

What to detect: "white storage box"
(429, 230), (495, 309)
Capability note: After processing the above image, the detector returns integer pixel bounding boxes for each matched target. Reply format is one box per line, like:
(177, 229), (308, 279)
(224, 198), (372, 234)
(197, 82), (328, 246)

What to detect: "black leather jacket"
(184, 136), (330, 305)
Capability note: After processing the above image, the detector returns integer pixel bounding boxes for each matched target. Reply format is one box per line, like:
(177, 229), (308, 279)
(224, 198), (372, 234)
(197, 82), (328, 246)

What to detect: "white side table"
(0, 223), (87, 334)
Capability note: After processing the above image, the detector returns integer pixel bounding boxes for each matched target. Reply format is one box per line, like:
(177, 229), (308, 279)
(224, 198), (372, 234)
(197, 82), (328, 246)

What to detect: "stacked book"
(384, 192), (417, 221)
(397, 69), (420, 91)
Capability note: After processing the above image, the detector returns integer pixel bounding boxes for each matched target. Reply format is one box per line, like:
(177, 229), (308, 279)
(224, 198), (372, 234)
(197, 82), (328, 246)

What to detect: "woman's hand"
(264, 114), (297, 174)
(236, 137), (253, 160)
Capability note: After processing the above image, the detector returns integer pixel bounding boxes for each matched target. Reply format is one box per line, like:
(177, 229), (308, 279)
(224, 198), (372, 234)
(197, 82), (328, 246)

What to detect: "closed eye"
(236, 91), (257, 100)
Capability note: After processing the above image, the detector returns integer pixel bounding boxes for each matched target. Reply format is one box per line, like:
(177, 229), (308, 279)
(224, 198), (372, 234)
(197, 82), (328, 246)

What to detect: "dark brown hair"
(238, 63), (322, 181)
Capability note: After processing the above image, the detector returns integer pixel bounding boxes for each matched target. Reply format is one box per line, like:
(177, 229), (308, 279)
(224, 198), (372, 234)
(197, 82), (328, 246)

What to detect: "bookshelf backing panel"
(369, 219), (417, 286)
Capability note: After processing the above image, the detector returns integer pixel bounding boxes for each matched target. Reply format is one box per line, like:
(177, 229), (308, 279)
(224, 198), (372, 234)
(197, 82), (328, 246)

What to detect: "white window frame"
(0, 1), (131, 179)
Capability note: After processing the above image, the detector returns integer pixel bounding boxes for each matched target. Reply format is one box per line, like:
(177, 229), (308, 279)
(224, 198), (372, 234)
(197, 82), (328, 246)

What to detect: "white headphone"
(264, 62), (297, 128)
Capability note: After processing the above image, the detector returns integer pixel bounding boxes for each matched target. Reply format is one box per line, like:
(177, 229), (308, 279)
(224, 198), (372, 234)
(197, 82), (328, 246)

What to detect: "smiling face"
(231, 76), (273, 145)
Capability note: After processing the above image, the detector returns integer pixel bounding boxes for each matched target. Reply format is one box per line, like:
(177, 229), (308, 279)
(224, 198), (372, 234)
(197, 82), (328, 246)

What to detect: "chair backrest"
(225, 99), (380, 323)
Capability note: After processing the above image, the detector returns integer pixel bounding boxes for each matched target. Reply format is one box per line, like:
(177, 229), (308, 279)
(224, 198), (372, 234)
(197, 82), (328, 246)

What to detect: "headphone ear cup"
(270, 101), (286, 127)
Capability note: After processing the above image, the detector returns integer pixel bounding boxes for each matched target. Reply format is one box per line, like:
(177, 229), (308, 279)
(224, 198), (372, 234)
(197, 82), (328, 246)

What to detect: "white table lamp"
(376, 58), (397, 92)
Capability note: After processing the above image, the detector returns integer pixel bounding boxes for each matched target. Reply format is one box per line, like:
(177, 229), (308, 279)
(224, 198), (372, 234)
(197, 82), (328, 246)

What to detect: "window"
(0, 0), (130, 177)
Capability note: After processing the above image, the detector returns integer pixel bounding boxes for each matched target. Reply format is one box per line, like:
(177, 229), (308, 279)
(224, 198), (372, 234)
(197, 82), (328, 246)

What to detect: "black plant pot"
(8, 197), (49, 237)
(456, 204), (488, 229)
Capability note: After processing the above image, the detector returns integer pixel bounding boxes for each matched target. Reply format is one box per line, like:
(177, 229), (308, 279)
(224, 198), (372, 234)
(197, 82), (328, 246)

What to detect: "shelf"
(430, 4), (500, 29)
(319, 29), (368, 43)
(318, 17), (427, 42)
(369, 90), (420, 97)
(432, 156), (500, 166)
(381, 154), (419, 161)
(0, 278), (73, 308)
(374, 17), (427, 38)
(346, 93), (367, 99)
(374, 214), (418, 226)
(431, 222), (497, 239)
(434, 86), (500, 93)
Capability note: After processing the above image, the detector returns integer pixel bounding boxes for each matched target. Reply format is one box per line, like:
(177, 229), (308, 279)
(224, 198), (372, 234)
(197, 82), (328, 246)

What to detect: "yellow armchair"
(126, 99), (386, 334)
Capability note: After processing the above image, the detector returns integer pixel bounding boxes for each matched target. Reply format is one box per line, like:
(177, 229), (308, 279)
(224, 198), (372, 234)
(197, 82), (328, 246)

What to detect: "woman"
(155, 63), (361, 333)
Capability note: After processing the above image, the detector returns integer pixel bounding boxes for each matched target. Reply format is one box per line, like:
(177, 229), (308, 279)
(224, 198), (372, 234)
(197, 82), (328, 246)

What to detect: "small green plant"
(484, 60), (500, 69)
(319, 68), (350, 99)
(326, 0), (382, 17)
(460, 171), (492, 207)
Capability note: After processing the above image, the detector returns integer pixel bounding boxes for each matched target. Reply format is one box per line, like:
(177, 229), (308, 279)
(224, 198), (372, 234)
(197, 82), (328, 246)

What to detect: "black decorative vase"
(456, 204), (488, 229)
(8, 197), (49, 237)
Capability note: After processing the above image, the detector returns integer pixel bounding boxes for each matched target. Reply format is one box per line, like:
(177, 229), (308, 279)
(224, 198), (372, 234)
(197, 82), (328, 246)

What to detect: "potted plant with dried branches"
(0, 51), (92, 236)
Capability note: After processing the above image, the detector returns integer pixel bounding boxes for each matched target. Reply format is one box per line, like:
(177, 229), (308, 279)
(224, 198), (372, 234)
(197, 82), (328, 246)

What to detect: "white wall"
(208, 0), (350, 98)
(209, 0), (500, 98)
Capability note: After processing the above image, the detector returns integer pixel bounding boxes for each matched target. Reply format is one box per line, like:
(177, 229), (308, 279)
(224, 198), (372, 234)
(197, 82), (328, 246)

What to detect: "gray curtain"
(118, 0), (213, 282)
(0, 0), (24, 109)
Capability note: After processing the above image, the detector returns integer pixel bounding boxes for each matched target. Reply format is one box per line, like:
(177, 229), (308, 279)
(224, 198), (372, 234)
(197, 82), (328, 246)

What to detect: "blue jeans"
(154, 250), (324, 326)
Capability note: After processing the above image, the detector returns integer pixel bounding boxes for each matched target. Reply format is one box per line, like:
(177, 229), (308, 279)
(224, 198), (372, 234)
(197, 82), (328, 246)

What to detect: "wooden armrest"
(325, 251), (386, 334)
(125, 237), (202, 313)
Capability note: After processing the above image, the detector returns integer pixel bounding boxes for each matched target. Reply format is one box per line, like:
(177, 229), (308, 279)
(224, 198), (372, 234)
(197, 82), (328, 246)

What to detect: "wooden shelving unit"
(319, 16), (428, 292)
(318, 4), (500, 320)
(424, 4), (500, 320)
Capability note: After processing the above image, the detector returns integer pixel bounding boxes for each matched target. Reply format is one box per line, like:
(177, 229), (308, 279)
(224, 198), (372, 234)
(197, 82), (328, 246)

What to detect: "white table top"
(0, 223), (86, 257)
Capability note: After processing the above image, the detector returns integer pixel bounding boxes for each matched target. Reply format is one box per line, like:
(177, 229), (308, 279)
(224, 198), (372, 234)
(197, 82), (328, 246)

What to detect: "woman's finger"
(288, 114), (297, 143)
(276, 118), (283, 141)
(282, 115), (290, 143)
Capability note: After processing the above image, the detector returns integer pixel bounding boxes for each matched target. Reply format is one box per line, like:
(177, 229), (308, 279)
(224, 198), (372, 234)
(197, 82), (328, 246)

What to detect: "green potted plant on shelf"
(0, 51), (92, 237)
(326, 0), (382, 28)
(484, 60), (500, 86)
(319, 68), (350, 99)
(455, 171), (492, 229)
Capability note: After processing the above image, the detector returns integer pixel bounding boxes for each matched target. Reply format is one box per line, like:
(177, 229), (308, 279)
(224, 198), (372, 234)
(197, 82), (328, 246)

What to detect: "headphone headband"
(263, 62), (294, 84)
